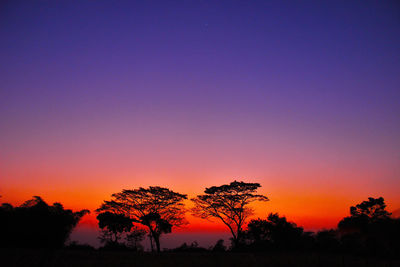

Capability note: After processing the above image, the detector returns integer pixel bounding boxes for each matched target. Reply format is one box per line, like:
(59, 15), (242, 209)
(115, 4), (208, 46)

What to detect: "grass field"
(1, 249), (399, 267)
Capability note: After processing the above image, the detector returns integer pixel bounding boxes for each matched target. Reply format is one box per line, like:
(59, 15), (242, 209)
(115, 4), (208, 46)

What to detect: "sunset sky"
(1, 1), (399, 248)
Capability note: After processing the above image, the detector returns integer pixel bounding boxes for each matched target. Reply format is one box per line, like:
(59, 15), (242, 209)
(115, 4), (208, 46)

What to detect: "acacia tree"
(97, 186), (187, 252)
(191, 180), (269, 248)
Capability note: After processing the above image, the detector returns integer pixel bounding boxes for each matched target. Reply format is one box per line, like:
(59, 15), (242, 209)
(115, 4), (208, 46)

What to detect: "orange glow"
(2, 145), (400, 234)
(2, 175), (399, 233)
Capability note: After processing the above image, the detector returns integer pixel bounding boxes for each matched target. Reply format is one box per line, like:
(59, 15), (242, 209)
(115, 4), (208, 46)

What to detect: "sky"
(1, 0), (400, 249)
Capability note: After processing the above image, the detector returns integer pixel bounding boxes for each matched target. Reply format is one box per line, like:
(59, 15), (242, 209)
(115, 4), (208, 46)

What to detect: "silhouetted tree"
(315, 229), (340, 251)
(140, 212), (173, 250)
(245, 213), (305, 250)
(212, 239), (226, 252)
(0, 196), (88, 248)
(338, 197), (400, 256)
(97, 211), (133, 244)
(126, 226), (146, 251)
(97, 186), (187, 252)
(170, 241), (208, 252)
(338, 197), (392, 234)
(350, 197), (391, 220)
(65, 241), (95, 251)
(191, 180), (269, 248)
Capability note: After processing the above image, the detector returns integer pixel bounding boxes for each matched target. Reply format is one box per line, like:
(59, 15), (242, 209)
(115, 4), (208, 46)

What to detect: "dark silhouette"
(169, 241), (208, 252)
(212, 239), (227, 252)
(191, 180), (269, 248)
(338, 197), (400, 257)
(315, 229), (340, 252)
(0, 196), (88, 248)
(244, 213), (308, 251)
(168, 240), (226, 253)
(66, 241), (96, 251)
(96, 212), (150, 251)
(97, 186), (187, 252)
(97, 211), (133, 244)
(339, 197), (391, 234)
(1, 190), (399, 266)
(126, 226), (146, 251)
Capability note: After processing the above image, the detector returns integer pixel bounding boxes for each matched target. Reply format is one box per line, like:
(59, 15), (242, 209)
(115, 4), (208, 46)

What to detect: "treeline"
(0, 196), (88, 248)
(1, 181), (399, 258)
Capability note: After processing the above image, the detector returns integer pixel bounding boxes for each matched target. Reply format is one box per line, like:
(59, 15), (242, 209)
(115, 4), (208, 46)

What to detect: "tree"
(97, 186), (187, 252)
(191, 180), (269, 248)
(349, 197), (391, 220)
(0, 196), (89, 248)
(245, 213), (305, 250)
(212, 239), (226, 252)
(338, 197), (392, 233)
(97, 211), (133, 244)
(337, 197), (400, 256)
(315, 229), (340, 251)
(126, 226), (146, 251)
(170, 241), (208, 252)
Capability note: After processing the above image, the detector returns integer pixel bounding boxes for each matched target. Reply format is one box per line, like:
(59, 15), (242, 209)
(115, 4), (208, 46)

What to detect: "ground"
(1, 250), (399, 267)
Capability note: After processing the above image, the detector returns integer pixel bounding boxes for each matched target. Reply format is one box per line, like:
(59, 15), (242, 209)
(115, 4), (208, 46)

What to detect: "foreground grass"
(1, 249), (399, 267)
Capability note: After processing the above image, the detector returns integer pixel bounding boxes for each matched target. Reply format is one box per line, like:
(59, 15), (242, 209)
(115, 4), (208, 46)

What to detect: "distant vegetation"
(0, 196), (88, 248)
(1, 181), (400, 261)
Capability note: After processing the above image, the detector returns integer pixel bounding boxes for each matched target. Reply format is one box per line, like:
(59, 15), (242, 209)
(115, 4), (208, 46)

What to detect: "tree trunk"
(232, 236), (239, 249)
(236, 229), (242, 247)
(147, 225), (155, 252)
(148, 234), (154, 252)
(228, 227), (241, 249)
(154, 235), (161, 253)
(232, 228), (242, 249)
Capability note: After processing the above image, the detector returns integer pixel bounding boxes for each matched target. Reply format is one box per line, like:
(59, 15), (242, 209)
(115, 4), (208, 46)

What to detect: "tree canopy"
(245, 213), (306, 250)
(338, 197), (392, 233)
(349, 197), (391, 220)
(97, 186), (187, 252)
(0, 196), (88, 248)
(337, 197), (400, 256)
(191, 180), (269, 247)
(97, 211), (133, 244)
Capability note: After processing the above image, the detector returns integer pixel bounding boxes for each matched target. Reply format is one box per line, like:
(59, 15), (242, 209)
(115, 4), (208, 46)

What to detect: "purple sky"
(2, 1), (399, 143)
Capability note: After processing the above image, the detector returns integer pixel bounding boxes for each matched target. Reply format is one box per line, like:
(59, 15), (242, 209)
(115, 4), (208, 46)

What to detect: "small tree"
(126, 226), (146, 251)
(97, 186), (187, 252)
(245, 213), (305, 250)
(191, 180), (269, 248)
(97, 211), (133, 244)
(212, 239), (226, 252)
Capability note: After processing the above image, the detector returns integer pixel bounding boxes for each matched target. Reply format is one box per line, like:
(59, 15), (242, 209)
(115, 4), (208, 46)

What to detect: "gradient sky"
(1, 0), (400, 248)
